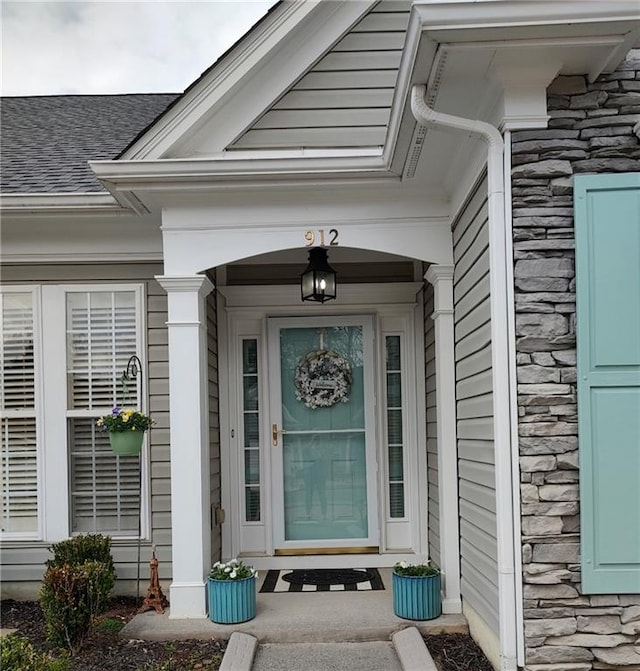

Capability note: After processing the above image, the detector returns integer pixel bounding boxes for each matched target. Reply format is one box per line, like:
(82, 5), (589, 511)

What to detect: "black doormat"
(260, 568), (384, 593)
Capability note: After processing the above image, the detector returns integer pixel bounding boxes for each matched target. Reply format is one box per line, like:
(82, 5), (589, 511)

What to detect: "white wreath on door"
(294, 350), (352, 409)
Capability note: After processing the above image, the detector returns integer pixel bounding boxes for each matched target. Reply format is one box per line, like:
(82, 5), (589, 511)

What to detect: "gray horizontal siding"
(229, 2), (410, 150)
(453, 176), (499, 635)
(0, 264), (172, 593)
(208, 283), (222, 564)
(424, 281), (440, 567)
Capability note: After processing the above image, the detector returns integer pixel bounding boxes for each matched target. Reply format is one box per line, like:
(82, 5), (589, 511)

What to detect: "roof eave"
(90, 154), (399, 201)
(0, 192), (131, 217)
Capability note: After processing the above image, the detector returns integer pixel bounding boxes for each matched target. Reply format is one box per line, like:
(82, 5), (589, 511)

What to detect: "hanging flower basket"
(108, 431), (144, 456)
(392, 561), (442, 621)
(97, 407), (153, 456)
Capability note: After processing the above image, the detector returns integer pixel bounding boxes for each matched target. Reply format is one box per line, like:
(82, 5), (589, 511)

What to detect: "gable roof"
(1, 94), (178, 194)
(228, 2), (411, 151)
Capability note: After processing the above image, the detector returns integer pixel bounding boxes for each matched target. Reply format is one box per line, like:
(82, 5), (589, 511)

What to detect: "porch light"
(301, 247), (337, 303)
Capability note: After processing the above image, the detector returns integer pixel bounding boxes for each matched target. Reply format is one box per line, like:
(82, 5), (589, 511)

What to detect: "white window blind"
(0, 291), (38, 535)
(385, 335), (405, 519)
(66, 291), (141, 536)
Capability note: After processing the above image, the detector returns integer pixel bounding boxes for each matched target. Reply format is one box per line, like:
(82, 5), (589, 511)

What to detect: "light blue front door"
(269, 316), (378, 552)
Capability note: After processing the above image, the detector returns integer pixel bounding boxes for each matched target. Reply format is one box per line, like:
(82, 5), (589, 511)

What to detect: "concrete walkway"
(252, 641), (403, 671)
(122, 569), (464, 670)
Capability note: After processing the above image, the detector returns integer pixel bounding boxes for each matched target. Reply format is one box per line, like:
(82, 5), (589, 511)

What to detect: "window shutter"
(66, 290), (140, 536)
(575, 173), (640, 593)
(0, 292), (38, 534)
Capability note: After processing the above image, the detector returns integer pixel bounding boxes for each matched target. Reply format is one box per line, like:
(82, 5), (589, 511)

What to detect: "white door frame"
(218, 283), (430, 569)
(267, 315), (379, 553)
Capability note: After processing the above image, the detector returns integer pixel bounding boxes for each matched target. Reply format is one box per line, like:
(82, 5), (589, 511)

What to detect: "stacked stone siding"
(513, 50), (640, 670)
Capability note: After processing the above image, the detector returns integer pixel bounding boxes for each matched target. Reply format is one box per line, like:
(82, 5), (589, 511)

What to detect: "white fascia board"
(122, 0), (378, 161)
(0, 193), (126, 217)
(90, 154), (396, 195)
(413, 1), (640, 32)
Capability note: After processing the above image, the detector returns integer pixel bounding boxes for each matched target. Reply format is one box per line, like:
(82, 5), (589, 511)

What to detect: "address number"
(304, 229), (339, 247)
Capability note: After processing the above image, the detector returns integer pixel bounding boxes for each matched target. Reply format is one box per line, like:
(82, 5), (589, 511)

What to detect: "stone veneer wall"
(514, 49), (640, 670)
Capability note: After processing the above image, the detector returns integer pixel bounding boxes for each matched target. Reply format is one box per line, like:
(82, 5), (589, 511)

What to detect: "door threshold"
(275, 546), (379, 556)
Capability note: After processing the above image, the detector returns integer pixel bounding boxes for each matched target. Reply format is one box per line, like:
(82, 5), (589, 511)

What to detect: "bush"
(46, 534), (115, 573)
(0, 633), (68, 671)
(45, 534), (116, 616)
(40, 560), (116, 650)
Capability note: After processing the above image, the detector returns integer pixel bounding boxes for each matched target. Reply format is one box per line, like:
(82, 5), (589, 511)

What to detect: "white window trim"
(41, 283), (149, 542)
(0, 285), (43, 541)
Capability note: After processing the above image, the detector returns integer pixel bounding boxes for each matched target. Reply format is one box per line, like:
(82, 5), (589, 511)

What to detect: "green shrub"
(40, 564), (106, 650)
(44, 534), (116, 620)
(46, 534), (115, 573)
(0, 633), (68, 671)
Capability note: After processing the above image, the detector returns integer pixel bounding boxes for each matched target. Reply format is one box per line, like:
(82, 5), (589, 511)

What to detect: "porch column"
(156, 274), (214, 618)
(424, 264), (462, 613)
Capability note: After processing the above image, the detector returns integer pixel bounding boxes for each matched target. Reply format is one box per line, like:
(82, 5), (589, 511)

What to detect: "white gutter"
(503, 129), (525, 668)
(411, 84), (519, 671)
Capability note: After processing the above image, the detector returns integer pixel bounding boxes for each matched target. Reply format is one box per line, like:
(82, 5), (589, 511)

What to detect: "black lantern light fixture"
(301, 247), (337, 303)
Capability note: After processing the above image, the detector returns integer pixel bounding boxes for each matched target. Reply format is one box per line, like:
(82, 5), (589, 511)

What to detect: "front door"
(268, 316), (379, 553)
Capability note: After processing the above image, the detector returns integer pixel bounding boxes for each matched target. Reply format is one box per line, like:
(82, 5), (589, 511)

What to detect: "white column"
(156, 274), (214, 618)
(424, 264), (461, 613)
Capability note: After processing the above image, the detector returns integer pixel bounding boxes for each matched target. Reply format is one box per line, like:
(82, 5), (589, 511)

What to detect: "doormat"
(259, 568), (384, 593)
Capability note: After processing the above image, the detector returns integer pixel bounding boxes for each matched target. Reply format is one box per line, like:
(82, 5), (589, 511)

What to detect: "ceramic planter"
(392, 571), (441, 620)
(207, 576), (256, 624)
(108, 430), (144, 456)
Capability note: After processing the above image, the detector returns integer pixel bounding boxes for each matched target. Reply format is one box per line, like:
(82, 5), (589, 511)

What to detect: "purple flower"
(111, 406), (120, 415)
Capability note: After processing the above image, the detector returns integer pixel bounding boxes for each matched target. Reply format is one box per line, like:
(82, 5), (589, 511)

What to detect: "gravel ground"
(1, 598), (226, 671)
(2, 599), (493, 671)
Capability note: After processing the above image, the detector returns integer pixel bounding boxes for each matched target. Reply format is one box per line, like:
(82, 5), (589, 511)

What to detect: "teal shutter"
(575, 173), (640, 594)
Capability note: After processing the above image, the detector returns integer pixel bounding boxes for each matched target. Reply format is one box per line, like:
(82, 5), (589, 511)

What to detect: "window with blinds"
(242, 339), (261, 522)
(0, 291), (39, 535)
(386, 335), (405, 518)
(66, 291), (141, 536)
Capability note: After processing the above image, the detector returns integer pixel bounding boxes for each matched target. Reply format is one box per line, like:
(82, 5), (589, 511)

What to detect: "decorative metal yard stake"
(138, 546), (169, 614)
(121, 355), (144, 605)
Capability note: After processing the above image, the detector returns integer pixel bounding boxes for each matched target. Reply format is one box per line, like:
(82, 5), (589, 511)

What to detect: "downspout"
(411, 84), (519, 671)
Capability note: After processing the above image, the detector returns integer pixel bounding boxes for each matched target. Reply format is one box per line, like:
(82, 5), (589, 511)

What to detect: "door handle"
(272, 423), (286, 447)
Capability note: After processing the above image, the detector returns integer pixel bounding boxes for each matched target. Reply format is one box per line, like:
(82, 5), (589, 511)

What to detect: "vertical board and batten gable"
(575, 173), (640, 594)
(452, 175), (499, 634)
(0, 264), (172, 586)
(424, 280), (441, 567)
(228, 1), (411, 150)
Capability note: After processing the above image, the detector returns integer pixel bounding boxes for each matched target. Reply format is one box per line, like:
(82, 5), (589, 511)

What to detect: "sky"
(1, 1), (278, 96)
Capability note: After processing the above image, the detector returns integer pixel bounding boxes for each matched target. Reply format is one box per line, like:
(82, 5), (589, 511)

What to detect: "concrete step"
(219, 628), (438, 671)
(252, 641), (403, 671)
(122, 569), (467, 644)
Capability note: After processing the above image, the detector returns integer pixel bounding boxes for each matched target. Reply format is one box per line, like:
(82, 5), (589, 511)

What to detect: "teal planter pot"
(207, 576), (256, 624)
(392, 572), (442, 620)
(109, 430), (144, 456)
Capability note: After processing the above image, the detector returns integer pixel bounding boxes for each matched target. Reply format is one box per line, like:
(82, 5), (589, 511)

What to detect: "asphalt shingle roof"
(1, 94), (179, 194)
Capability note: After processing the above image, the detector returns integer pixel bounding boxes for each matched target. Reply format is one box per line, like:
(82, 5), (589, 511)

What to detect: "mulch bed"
(1, 598), (226, 671)
(2, 598), (494, 671)
(424, 633), (495, 671)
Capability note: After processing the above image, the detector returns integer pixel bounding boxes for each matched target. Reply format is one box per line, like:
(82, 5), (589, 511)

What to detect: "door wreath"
(294, 349), (352, 409)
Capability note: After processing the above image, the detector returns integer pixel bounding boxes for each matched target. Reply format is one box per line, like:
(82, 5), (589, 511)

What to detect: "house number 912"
(304, 229), (339, 247)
